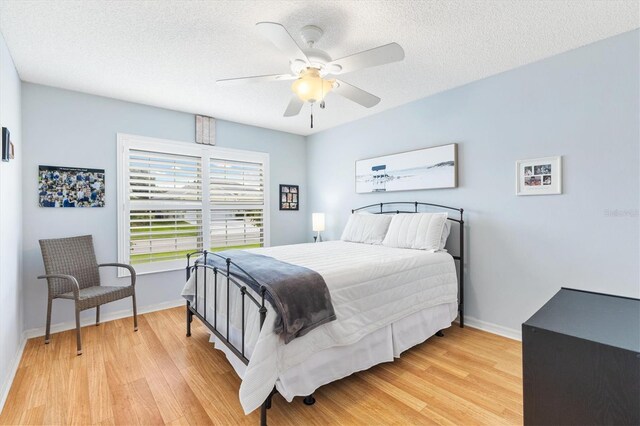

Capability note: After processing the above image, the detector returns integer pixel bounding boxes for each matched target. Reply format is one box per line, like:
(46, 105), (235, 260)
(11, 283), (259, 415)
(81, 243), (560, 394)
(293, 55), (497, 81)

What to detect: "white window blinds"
(209, 157), (265, 251)
(127, 149), (203, 266)
(130, 209), (203, 264)
(129, 149), (202, 202)
(118, 134), (269, 275)
(209, 158), (264, 204)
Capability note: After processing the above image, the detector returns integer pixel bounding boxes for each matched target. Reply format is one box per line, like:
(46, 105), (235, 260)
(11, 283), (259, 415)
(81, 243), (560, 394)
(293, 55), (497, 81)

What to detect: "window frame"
(117, 133), (270, 277)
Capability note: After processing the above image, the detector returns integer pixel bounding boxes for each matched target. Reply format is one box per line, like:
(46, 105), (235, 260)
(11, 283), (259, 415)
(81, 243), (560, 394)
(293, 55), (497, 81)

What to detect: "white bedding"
(181, 240), (458, 413)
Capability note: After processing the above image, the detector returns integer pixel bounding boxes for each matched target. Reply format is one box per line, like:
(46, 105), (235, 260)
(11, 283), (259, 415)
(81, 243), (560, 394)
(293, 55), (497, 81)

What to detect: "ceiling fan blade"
(333, 80), (381, 108)
(326, 43), (405, 75)
(217, 74), (296, 86)
(256, 22), (309, 65)
(284, 96), (304, 117)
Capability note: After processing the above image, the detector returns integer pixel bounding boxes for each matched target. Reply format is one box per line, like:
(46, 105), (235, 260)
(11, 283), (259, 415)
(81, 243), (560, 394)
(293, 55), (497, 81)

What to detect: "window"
(117, 134), (269, 275)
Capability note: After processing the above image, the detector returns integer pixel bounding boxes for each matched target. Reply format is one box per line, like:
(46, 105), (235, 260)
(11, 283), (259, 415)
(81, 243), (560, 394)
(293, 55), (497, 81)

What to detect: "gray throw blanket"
(199, 250), (336, 344)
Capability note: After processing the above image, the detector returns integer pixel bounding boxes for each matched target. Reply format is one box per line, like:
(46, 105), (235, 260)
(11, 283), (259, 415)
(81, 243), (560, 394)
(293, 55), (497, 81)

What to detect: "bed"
(181, 202), (465, 425)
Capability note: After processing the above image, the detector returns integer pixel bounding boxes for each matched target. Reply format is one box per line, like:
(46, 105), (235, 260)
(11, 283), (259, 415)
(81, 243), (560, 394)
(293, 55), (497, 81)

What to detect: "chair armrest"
(98, 263), (136, 287)
(37, 274), (80, 299)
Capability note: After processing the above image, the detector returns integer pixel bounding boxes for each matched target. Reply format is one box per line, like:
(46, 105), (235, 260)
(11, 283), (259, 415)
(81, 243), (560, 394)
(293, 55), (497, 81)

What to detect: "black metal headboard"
(351, 201), (465, 327)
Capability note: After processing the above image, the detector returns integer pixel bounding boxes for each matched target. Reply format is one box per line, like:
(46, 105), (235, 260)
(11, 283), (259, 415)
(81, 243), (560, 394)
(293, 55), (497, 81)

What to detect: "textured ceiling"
(0, 0), (638, 136)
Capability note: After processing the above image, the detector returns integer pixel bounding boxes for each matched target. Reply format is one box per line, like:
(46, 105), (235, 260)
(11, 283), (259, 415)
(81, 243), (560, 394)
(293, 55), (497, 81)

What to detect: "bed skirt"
(209, 301), (457, 403)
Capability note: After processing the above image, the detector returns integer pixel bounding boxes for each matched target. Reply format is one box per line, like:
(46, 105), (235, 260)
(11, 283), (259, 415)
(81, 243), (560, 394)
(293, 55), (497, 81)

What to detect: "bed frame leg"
(186, 301), (192, 337)
(436, 330), (444, 337)
(264, 387), (276, 410)
(303, 394), (316, 406)
(260, 402), (268, 426)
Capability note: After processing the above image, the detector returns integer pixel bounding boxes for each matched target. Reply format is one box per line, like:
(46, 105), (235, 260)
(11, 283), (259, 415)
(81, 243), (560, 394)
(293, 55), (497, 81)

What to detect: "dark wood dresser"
(522, 288), (640, 425)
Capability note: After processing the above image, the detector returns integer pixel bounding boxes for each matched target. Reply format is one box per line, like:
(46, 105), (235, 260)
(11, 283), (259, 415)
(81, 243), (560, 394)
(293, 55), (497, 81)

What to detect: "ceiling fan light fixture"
(291, 68), (334, 103)
(222, 22), (404, 119)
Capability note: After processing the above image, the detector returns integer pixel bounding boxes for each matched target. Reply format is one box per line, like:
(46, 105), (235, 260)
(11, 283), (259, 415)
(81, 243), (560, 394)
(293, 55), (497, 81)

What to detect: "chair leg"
(45, 297), (52, 344)
(96, 306), (100, 326)
(132, 290), (138, 332)
(75, 306), (82, 356)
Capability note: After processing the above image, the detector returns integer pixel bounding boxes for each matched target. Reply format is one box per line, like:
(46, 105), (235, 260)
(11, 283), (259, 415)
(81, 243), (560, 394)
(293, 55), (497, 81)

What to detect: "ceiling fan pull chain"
(310, 103), (314, 129)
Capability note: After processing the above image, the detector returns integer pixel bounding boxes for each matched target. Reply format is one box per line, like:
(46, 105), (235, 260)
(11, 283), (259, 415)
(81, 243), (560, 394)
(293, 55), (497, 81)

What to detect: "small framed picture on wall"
(279, 184), (299, 210)
(516, 156), (562, 196)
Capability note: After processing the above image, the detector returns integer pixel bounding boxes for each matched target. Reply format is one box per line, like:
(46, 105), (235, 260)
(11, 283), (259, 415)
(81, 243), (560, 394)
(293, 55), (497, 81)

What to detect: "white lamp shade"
(312, 213), (325, 232)
(291, 69), (334, 102)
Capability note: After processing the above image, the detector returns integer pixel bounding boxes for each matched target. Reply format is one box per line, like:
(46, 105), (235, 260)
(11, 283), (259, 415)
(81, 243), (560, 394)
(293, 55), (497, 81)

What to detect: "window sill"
(117, 260), (186, 278)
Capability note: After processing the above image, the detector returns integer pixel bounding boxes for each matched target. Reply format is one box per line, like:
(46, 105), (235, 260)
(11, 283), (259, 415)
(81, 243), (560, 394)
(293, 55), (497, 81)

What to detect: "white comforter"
(181, 241), (458, 413)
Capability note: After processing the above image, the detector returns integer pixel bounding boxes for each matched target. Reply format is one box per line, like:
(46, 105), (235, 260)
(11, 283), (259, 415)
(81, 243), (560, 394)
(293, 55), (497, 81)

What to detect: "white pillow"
(439, 220), (451, 251)
(340, 213), (393, 245)
(382, 212), (448, 251)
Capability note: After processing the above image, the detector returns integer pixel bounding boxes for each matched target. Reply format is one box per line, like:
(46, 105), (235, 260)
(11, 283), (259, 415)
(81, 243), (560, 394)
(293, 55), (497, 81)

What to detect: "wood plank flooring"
(0, 307), (523, 425)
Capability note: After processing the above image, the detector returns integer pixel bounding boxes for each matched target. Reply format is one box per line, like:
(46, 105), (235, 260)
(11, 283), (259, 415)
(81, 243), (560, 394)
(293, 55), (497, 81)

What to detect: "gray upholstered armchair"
(38, 235), (137, 355)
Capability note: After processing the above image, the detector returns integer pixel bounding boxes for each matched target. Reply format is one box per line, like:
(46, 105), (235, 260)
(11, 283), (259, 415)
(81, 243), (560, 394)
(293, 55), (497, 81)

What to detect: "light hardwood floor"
(0, 307), (523, 425)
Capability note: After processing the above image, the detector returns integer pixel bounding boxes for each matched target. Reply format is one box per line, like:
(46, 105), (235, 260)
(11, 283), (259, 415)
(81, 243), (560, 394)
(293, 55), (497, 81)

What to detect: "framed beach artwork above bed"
(355, 143), (458, 193)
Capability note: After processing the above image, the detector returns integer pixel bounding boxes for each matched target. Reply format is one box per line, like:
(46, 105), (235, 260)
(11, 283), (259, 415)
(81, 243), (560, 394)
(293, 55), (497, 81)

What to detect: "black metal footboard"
(185, 251), (267, 361)
(185, 250), (291, 426)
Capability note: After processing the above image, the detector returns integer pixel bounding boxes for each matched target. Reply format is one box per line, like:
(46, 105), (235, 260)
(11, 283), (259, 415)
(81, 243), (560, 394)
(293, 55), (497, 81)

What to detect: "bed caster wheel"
(436, 330), (444, 337)
(303, 395), (315, 406)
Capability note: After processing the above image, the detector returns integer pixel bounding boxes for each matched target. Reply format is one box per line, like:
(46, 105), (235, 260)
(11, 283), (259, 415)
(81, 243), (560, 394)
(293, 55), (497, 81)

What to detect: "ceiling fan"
(217, 22), (405, 126)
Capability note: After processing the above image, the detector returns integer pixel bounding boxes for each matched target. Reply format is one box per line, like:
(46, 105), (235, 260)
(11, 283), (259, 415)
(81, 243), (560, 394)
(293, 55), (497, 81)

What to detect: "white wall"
(307, 30), (640, 338)
(0, 31), (23, 409)
(21, 84), (307, 331)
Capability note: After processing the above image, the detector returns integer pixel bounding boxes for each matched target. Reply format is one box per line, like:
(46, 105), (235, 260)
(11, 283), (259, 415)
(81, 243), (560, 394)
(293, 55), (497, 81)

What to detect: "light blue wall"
(17, 30), (640, 338)
(0, 31), (23, 410)
(21, 84), (307, 330)
(307, 30), (640, 336)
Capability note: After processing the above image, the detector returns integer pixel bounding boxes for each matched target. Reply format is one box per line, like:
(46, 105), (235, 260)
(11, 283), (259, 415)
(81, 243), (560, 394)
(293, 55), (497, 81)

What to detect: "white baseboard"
(0, 333), (27, 414)
(23, 301), (522, 342)
(23, 298), (185, 339)
(459, 315), (522, 341)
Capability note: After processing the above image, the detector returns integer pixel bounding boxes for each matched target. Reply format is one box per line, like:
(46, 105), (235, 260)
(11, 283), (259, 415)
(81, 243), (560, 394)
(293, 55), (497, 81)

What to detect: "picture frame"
(2, 127), (10, 162)
(39, 165), (106, 207)
(355, 143), (458, 193)
(279, 184), (299, 211)
(516, 156), (562, 196)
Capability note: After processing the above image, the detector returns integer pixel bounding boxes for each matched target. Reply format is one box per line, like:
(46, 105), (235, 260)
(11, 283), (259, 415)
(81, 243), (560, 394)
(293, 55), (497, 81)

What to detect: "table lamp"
(312, 213), (325, 242)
